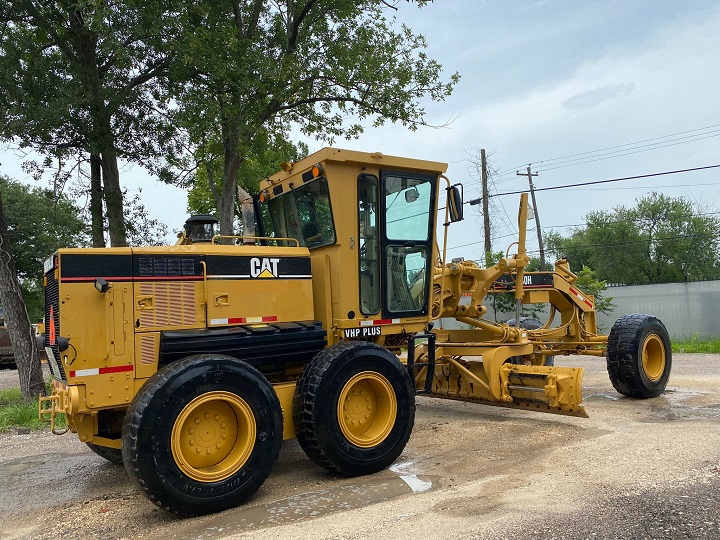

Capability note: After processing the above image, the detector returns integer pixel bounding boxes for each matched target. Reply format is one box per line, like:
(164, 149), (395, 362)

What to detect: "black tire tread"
(122, 354), (283, 515)
(607, 314), (671, 399)
(293, 341), (415, 476)
(293, 341), (362, 473)
(122, 360), (177, 511)
(86, 442), (123, 465)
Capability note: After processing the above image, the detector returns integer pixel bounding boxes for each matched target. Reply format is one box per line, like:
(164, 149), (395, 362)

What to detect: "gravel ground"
(0, 353), (718, 540)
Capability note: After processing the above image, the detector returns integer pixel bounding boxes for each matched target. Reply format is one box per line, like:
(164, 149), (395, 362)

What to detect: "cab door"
(379, 171), (436, 319)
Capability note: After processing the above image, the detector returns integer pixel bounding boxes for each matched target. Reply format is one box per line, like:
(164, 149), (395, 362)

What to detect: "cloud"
(562, 83), (636, 111)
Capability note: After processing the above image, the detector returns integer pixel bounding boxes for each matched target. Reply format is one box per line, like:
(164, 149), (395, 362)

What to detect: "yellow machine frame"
(39, 147), (671, 516)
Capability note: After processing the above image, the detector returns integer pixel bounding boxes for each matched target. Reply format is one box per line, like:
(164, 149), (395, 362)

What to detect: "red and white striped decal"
(69, 365), (134, 378)
(210, 316), (278, 325)
(359, 318), (400, 327)
(569, 286), (594, 308)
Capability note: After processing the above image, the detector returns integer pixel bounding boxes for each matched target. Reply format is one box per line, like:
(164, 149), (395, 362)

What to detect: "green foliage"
(0, 387), (22, 404)
(187, 135), (308, 217)
(123, 191), (169, 247)
(545, 192), (720, 284)
(0, 1), (182, 246)
(525, 257), (553, 272)
(484, 251), (545, 321)
(0, 386), (66, 432)
(168, 1), (459, 232)
(0, 176), (88, 320)
(671, 336), (720, 354)
(574, 266), (615, 316)
(0, 1), (177, 165)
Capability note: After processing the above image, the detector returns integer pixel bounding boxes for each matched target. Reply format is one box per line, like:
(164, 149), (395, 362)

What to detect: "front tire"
(507, 317), (555, 366)
(607, 314), (672, 398)
(121, 354), (283, 516)
(293, 341), (415, 476)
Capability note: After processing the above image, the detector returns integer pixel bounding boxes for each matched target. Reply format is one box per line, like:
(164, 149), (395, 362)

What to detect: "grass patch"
(672, 335), (720, 354)
(0, 385), (66, 432)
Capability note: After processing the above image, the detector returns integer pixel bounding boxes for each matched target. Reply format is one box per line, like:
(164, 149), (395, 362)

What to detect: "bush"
(671, 336), (720, 354)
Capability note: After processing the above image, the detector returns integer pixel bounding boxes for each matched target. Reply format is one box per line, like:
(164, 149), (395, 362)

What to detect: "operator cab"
(256, 148), (454, 331)
(177, 214), (219, 245)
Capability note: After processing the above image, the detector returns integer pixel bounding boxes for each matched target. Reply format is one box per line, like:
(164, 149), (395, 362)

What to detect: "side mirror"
(404, 187), (419, 203)
(447, 184), (464, 223)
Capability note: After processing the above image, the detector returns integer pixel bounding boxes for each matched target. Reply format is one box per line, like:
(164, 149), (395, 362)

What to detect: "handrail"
(211, 235), (301, 247)
(199, 260), (208, 323)
(439, 175), (452, 321)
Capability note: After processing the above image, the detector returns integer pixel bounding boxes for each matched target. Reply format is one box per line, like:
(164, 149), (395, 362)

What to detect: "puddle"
(585, 393), (621, 402)
(583, 387), (720, 423)
(389, 460), (434, 493)
(641, 388), (720, 423)
(173, 466), (436, 539)
(0, 454), (63, 475)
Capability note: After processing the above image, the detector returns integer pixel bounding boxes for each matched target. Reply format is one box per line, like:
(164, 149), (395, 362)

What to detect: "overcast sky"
(2, 0), (719, 261)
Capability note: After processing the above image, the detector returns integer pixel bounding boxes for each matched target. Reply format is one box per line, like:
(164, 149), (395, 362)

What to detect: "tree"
(484, 251), (545, 321)
(168, 0), (459, 235)
(0, 1), (179, 246)
(545, 192), (720, 285)
(0, 193), (45, 400)
(575, 266), (615, 317)
(187, 132), (308, 222)
(0, 175), (88, 320)
(123, 190), (169, 247)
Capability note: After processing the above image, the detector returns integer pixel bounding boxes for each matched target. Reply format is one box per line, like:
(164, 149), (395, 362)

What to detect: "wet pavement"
(0, 353), (718, 540)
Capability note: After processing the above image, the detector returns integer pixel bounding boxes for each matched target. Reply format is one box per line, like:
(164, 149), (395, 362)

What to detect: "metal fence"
(476, 280), (720, 338)
(598, 280), (720, 338)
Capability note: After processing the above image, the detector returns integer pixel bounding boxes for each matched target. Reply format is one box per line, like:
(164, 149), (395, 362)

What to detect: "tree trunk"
(219, 123), (243, 236)
(90, 153), (106, 248)
(101, 150), (127, 247)
(0, 195), (45, 400)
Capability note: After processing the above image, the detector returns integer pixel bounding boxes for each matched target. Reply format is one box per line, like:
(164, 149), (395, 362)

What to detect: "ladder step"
(407, 332), (436, 394)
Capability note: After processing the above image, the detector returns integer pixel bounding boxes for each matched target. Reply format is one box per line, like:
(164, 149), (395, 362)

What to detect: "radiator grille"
(44, 267), (66, 380)
(139, 282), (196, 328)
(140, 334), (157, 365)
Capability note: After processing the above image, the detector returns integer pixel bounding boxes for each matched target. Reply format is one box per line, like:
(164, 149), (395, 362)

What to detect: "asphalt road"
(0, 353), (718, 540)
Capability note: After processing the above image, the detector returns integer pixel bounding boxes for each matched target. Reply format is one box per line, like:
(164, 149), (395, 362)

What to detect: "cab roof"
(260, 147), (448, 190)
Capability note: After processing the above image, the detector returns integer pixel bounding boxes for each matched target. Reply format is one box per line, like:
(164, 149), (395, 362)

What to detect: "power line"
(491, 123), (720, 177)
(524, 231), (720, 255)
(541, 211), (720, 231)
(491, 131), (720, 179)
(561, 181), (720, 192)
(537, 133), (720, 174)
(466, 180), (720, 202)
(483, 164), (720, 200)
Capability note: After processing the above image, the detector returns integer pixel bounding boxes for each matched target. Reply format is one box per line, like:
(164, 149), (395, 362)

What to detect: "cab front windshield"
(261, 178), (336, 248)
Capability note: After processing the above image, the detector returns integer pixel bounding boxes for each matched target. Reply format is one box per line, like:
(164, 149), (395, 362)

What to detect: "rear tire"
(607, 314), (671, 398)
(86, 442), (123, 465)
(293, 341), (415, 476)
(122, 354), (283, 516)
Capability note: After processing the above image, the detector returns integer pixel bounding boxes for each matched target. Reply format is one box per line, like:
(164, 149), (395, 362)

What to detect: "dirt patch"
(0, 364), (51, 392)
(1, 354), (719, 540)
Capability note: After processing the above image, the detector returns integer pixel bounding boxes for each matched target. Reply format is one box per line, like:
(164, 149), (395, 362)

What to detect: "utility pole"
(480, 149), (491, 260)
(517, 165), (545, 269)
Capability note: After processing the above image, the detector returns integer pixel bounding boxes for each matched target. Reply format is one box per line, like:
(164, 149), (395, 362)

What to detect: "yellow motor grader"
(40, 148), (671, 515)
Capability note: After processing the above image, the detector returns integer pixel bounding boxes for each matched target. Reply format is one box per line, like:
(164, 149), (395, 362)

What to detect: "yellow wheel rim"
(171, 391), (255, 483)
(642, 334), (666, 382)
(337, 371), (397, 448)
